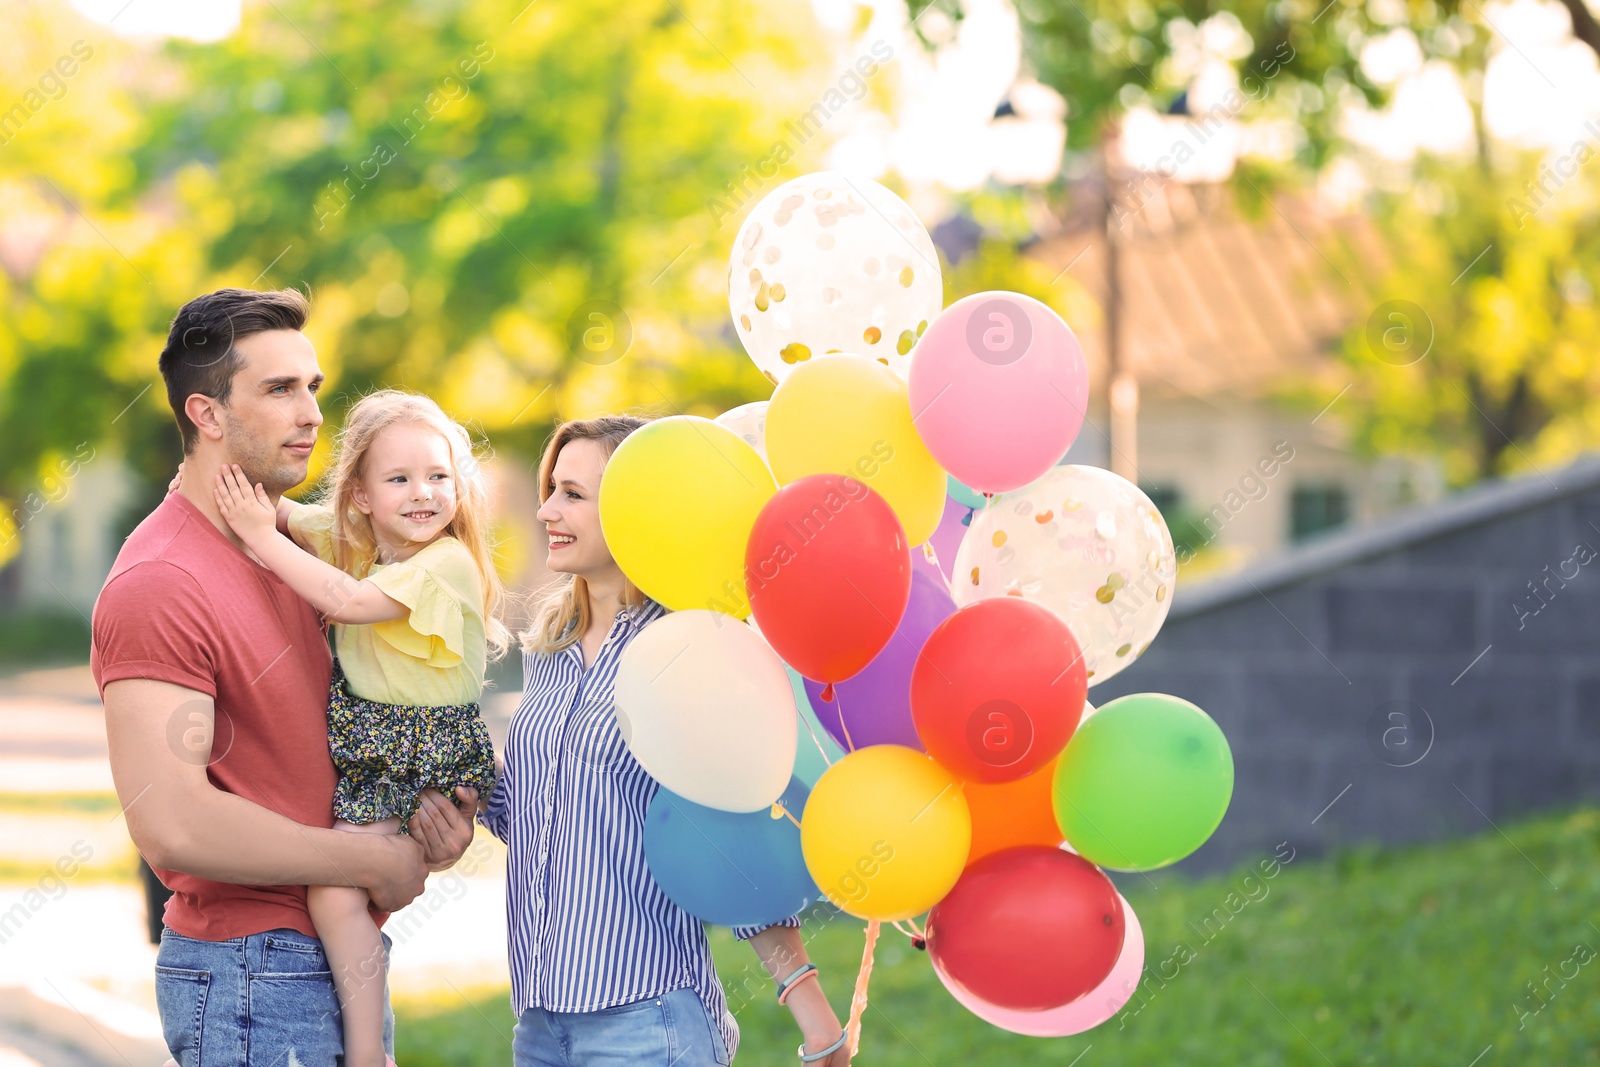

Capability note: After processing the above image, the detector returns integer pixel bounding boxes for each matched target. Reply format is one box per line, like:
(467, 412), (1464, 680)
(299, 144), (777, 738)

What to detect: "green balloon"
(1052, 694), (1233, 871)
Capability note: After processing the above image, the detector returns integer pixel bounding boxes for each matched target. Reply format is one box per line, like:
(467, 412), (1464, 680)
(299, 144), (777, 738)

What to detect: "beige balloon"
(714, 401), (770, 465)
(953, 466), (1177, 686)
(613, 609), (797, 812)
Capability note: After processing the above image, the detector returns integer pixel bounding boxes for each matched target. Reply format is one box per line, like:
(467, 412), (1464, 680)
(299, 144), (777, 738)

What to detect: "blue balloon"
(644, 776), (819, 928)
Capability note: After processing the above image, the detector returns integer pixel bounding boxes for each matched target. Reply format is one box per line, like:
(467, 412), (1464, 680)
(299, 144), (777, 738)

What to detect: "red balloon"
(926, 846), (1124, 1012)
(910, 597), (1087, 783)
(746, 474), (911, 689)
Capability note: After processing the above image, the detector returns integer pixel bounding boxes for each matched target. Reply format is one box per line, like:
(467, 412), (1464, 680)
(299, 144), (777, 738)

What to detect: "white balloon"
(728, 171), (943, 386)
(713, 401), (770, 464)
(952, 466), (1177, 686)
(614, 610), (797, 812)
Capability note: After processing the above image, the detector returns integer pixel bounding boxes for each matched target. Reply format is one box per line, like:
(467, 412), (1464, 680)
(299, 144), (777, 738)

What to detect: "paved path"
(0, 1017), (112, 1067)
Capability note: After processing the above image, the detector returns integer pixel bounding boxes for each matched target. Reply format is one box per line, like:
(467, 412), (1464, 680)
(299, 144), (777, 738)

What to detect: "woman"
(480, 415), (851, 1066)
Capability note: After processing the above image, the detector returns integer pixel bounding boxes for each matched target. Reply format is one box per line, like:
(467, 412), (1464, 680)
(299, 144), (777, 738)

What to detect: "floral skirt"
(327, 658), (498, 831)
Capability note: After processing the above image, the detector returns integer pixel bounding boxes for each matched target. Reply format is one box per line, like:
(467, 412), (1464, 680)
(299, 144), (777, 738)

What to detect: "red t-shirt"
(91, 491), (347, 940)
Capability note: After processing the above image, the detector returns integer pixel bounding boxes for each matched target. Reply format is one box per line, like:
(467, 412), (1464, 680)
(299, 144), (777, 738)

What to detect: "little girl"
(209, 388), (508, 1067)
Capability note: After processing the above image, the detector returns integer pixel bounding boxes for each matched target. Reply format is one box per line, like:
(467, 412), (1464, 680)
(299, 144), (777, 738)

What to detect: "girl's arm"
(181, 460), (309, 546)
(213, 465), (408, 625)
(276, 493), (301, 540)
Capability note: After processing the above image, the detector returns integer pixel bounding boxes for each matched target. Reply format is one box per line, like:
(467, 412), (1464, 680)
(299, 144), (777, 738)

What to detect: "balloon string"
(835, 690), (857, 753)
(845, 919), (879, 1062)
(770, 800), (803, 829)
(919, 541), (955, 597)
(796, 702), (835, 769)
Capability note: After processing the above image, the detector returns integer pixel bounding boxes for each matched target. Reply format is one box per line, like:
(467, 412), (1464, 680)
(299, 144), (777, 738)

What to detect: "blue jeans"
(512, 987), (731, 1066)
(155, 926), (394, 1067)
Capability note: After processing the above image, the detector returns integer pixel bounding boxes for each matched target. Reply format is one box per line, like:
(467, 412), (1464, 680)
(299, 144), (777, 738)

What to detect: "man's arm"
(104, 677), (427, 911)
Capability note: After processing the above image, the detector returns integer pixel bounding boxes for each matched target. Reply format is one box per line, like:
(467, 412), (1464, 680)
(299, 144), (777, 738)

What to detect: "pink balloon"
(933, 889), (1145, 1037)
(908, 292), (1088, 494)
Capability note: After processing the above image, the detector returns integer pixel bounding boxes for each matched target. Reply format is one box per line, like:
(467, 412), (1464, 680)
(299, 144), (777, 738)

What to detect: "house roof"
(1172, 453), (1600, 618)
(1027, 182), (1388, 402)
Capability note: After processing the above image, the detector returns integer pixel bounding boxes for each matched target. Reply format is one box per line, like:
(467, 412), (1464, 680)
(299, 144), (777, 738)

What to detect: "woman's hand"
(799, 1030), (852, 1066)
(214, 464), (278, 546)
(793, 995), (850, 1066)
(408, 786), (478, 872)
(748, 926), (851, 1064)
(166, 462), (184, 496)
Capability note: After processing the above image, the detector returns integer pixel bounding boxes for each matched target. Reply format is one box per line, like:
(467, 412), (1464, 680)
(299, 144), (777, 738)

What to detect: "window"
(1141, 484), (1182, 517)
(1291, 485), (1350, 541)
(1141, 484), (1206, 557)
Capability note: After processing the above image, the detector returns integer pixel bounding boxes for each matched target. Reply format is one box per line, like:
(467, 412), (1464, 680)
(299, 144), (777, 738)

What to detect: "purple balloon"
(803, 569), (957, 751)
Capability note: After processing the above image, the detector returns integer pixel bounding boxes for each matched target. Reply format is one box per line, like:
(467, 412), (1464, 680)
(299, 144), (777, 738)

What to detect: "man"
(92, 288), (478, 1066)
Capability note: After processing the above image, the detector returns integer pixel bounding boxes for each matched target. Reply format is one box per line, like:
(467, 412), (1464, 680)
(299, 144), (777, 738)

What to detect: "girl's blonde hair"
(518, 414), (651, 656)
(324, 388), (512, 661)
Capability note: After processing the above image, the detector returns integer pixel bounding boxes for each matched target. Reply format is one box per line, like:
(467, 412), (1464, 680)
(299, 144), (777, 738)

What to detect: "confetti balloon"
(728, 172), (943, 386)
(953, 465), (1176, 686)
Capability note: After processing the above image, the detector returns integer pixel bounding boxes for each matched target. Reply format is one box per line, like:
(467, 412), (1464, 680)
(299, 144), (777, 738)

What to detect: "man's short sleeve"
(91, 561), (218, 698)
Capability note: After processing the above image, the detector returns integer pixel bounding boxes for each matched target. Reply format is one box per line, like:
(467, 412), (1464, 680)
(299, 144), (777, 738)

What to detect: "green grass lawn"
(395, 805), (1600, 1065)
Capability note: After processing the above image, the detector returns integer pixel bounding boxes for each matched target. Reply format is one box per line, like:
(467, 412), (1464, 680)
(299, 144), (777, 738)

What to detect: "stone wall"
(1091, 456), (1600, 875)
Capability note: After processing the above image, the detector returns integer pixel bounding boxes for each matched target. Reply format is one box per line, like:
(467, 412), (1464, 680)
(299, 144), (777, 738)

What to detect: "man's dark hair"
(159, 288), (310, 454)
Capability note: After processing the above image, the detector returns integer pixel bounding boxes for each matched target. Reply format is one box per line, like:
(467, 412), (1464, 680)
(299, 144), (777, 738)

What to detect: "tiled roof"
(1028, 182), (1388, 400)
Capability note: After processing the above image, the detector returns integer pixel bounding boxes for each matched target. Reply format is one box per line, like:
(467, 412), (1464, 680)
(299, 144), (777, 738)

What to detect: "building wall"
(1089, 460), (1600, 876)
(12, 454), (137, 618)
(1131, 395), (1442, 560)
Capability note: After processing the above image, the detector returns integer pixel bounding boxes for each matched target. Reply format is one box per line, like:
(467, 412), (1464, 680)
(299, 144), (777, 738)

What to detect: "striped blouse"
(479, 597), (799, 1058)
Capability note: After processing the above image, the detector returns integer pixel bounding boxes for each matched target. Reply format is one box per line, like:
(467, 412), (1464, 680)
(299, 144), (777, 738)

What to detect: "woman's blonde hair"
(518, 414), (652, 656)
(323, 388), (512, 661)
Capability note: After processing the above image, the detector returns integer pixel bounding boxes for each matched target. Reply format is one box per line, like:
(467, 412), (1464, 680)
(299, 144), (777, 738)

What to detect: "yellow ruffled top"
(288, 504), (485, 707)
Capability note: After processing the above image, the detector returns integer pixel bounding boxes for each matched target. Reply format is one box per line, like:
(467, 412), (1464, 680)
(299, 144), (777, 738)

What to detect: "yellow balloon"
(766, 355), (946, 545)
(599, 416), (776, 618)
(801, 745), (971, 921)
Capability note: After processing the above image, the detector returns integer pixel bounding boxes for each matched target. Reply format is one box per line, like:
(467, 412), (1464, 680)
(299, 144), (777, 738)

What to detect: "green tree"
(1309, 155), (1600, 484)
(1, 0), (859, 560)
(128, 0), (834, 455)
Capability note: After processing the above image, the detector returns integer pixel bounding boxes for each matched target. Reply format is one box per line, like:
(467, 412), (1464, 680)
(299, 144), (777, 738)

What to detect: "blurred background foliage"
(5, 0), (1600, 560)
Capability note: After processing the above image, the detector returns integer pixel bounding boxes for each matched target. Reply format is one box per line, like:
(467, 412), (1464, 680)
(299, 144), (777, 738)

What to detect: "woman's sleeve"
(478, 780), (512, 843)
(366, 541), (479, 668)
(731, 915), (803, 941)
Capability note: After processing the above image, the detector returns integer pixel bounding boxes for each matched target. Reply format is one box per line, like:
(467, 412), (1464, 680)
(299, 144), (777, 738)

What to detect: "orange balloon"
(962, 755), (1065, 866)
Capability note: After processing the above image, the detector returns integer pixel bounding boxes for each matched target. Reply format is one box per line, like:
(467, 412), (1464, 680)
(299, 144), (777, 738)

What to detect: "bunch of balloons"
(600, 171), (1234, 1038)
